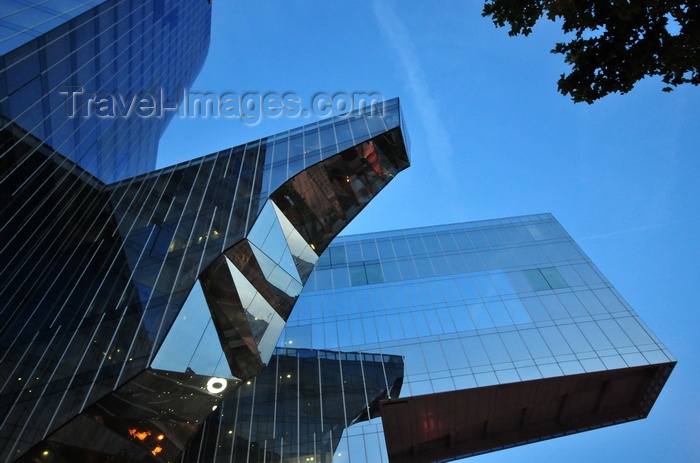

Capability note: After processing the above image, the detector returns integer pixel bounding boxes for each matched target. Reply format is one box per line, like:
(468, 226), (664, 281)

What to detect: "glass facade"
(182, 348), (404, 463)
(1, 1), (108, 55)
(1, 2), (674, 463)
(0, 2), (411, 459)
(0, 102), (410, 462)
(185, 214), (675, 463)
(0, 0), (211, 182)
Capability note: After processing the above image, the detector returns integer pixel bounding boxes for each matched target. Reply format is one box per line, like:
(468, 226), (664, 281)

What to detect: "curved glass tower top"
(0, 0), (212, 182)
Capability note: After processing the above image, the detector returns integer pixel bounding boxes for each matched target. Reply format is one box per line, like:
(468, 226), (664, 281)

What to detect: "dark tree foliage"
(482, 1), (700, 103)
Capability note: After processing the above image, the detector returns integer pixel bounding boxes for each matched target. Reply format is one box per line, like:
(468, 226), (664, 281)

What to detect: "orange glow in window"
(151, 446), (163, 456)
(128, 428), (151, 441)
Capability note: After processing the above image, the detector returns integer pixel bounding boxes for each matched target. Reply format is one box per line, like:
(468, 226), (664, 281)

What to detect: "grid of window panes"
(279, 213), (675, 463)
(1, 1), (108, 54)
(0, 0), (211, 182)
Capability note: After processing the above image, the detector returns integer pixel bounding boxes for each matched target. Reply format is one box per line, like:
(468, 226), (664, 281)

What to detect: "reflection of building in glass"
(0, 2), (410, 461)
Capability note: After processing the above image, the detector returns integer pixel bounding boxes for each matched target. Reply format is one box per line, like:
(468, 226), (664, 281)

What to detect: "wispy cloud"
(577, 217), (696, 243)
(372, 1), (457, 188)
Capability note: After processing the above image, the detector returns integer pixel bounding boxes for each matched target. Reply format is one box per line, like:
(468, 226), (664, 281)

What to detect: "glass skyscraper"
(1, 2), (410, 461)
(183, 214), (675, 463)
(1, 0), (211, 182)
(0, 2), (674, 463)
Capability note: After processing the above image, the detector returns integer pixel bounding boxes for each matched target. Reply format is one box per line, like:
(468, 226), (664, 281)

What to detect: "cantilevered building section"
(244, 214), (673, 463)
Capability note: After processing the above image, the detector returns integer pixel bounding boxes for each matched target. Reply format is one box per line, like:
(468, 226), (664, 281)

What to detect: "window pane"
(365, 262), (384, 284)
(541, 267), (568, 289)
(349, 264), (367, 286)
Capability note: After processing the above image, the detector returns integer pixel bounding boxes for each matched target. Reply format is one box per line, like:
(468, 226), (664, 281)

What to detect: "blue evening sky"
(158, 2), (699, 461)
